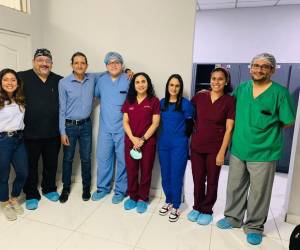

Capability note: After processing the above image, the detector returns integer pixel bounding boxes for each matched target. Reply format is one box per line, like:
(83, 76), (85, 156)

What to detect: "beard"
(251, 74), (270, 84)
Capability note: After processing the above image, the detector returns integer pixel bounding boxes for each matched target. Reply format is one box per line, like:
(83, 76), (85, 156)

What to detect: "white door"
(0, 29), (31, 184)
(0, 29), (31, 71)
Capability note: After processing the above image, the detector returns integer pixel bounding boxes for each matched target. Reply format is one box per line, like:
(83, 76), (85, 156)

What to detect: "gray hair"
(251, 53), (276, 68)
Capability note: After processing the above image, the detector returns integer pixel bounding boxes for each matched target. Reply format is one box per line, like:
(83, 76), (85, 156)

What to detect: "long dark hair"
(162, 74), (184, 112)
(126, 72), (155, 104)
(0, 68), (25, 110)
(211, 67), (233, 94)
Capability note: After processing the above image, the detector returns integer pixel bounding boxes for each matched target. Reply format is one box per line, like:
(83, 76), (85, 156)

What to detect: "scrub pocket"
(250, 102), (276, 130)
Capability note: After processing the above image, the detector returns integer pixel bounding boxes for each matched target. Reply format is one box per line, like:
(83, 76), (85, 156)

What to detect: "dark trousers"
(125, 142), (156, 202)
(62, 120), (92, 191)
(0, 133), (28, 202)
(191, 151), (221, 214)
(23, 137), (60, 200)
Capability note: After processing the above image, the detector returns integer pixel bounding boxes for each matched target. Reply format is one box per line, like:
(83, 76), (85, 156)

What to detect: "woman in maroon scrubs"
(187, 67), (235, 225)
(122, 72), (160, 214)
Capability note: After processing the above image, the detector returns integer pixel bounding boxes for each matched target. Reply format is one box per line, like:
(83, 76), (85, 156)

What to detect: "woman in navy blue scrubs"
(158, 74), (194, 222)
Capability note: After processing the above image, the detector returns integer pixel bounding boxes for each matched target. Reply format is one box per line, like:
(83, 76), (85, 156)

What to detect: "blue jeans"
(0, 133), (28, 202)
(62, 120), (92, 190)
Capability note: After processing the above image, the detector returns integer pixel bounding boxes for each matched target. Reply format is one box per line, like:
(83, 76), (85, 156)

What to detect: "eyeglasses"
(35, 58), (52, 64)
(107, 61), (121, 66)
(251, 64), (272, 71)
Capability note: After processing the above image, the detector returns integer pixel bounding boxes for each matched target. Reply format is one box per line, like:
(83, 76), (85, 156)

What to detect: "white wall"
(42, 0), (196, 194)
(193, 5), (300, 63)
(0, 0), (45, 63)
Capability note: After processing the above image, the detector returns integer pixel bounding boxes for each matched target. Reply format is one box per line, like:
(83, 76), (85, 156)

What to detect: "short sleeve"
(191, 94), (197, 106)
(152, 97), (160, 115)
(160, 98), (164, 111)
(232, 85), (239, 98)
(278, 90), (296, 125)
(121, 100), (129, 113)
(89, 72), (106, 81)
(226, 96), (236, 120)
(183, 99), (194, 119)
(94, 81), (101, 98)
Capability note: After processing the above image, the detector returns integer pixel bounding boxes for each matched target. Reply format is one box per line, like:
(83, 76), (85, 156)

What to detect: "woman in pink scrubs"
(187, 67), (235, 225)
(122, 72), (160, 214)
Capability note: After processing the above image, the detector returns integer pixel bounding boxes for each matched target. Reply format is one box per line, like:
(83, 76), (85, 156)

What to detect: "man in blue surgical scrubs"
(92, 52), (129, 204)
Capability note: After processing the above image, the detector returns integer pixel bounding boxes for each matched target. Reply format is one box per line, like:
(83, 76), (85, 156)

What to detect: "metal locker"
(220, 63), (241, 90)
(278, 64), (300, 172)
(239, 63), (251, 83)
(192, 64), (215, 95)
(272, 64), (291, 87)
(288, 63), (300, 105)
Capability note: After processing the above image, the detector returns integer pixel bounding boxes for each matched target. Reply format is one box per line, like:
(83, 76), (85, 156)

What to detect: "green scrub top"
(231, 80), (295, 162)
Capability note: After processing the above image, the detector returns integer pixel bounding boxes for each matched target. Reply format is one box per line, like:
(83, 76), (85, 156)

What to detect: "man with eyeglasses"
(217, 53), (295, 245)
(18, 49), (62, 210)
(91, 52), (129, 204)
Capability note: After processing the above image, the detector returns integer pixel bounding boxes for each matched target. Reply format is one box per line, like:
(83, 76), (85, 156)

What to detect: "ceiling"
(197, 0), (300, 10)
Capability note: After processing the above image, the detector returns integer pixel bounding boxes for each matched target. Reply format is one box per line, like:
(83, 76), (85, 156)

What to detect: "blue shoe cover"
(91, 190), (108, 201)
(43, 192), (59, 202)
(124, 198), (137, 210)
(136, 200), (148, 213)
(217, 218), (233, 229)
(187, 210), (200, 222)
(26, 199), (39, 210)
(197, 213), (213, 225)
(112, 193), (125, 204)
(247, 233), (262, 245)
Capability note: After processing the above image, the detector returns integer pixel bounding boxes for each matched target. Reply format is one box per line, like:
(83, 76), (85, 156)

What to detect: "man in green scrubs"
(217, 53), (295, 245)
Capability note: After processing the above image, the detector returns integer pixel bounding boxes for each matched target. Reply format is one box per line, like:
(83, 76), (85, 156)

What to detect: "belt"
(0, 130), (23, 137)
(65, 117), (90, 126)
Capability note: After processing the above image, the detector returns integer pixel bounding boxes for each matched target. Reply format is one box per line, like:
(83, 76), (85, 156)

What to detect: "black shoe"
(59, 189), (70, 203)
(82, 189), (91, 201)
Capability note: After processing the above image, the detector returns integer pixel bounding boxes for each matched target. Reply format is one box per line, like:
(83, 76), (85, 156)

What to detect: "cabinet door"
(272, 64), (291, 87)
(278, 64), (300, 173)
(288, 64), (300, 106)
(220, 63), (240, 90)
(193, 64), (215, 95)
(239, 63), (251, 83)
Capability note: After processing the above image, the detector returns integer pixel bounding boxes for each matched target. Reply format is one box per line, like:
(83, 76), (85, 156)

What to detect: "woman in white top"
(0, 68), (28, 221)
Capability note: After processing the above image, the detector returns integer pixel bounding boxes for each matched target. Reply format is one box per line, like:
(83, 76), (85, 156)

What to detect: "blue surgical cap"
(104, 52), (123, 65)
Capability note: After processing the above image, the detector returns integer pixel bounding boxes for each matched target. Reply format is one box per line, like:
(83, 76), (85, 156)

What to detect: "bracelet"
(141, 136), (146, 142)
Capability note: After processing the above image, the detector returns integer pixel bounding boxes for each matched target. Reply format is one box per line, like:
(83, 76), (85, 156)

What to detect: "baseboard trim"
(286, 213), (300, 224)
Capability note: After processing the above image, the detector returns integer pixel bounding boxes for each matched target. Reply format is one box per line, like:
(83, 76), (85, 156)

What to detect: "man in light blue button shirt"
(92, 52), (129, 204)
(58, 52), (102, 203)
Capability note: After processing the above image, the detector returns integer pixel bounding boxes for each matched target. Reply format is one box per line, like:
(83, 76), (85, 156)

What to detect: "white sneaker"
(169, 208), (180, 222)
(1, 203), (17, 221)
(11, 201), (24, 215)
(159, 203), (172, 216)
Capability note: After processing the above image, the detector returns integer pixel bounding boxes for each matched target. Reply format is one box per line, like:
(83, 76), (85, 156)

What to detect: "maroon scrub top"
(122, 96), (160, 146)
(191, 91), (235, 153)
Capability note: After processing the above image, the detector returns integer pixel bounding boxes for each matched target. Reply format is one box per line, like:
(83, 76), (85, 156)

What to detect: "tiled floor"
(0, 164), (296, 250)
